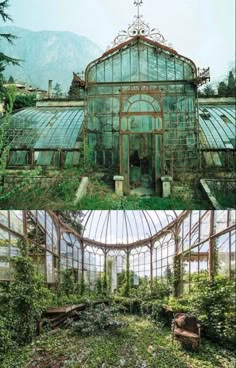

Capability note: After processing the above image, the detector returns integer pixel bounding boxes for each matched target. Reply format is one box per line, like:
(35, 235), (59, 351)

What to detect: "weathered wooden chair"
(172, 313), (201, 350)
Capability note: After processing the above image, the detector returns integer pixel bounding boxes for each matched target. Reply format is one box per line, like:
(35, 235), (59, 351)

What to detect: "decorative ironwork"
(197, 67), (210, 85)
(108, 0), (172, 50)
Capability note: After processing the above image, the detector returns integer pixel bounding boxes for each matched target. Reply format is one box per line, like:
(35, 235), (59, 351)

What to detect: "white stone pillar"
(161, 176), (172, 198)
(113, 175), (124, 196)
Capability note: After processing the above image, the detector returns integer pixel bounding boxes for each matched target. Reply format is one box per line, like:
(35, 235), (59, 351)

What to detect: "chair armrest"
(171, 320), (176, 332)
(197, 324), (201, 338)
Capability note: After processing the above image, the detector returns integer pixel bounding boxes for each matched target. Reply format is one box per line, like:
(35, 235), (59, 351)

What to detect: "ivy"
(0, 255), (52, 359)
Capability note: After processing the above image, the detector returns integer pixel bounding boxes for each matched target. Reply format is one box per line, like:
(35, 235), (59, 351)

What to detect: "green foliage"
(0, 0), (19, 98)
(164, 272), (236, 346)
(173, 254), (182, 297)
(2, 315), (236, 368)
(7, 75), (14, 83)
(141, 299), (164, 323)
(54, 174), (80, 202)
(53, 82), (63, 97)
(214, 191), (236, 209)
(0, 169), (81, 209)
(0, 86), (16, 175)
(164, 296), (189, 313)
(129, 277), (171, 300)
(218, 81), (228, 97)
(188, 273), (235, 346)
(199, 84), (216, 97)
(8, 256), (52, 344)
(13, 94), (36, 110)
(59, 268), (78, 297)
(72, 303), (124, 336)
(95, 273), (109, 295)
(0, 256), (52, 359)
(218, 69), (236, 97)
(0, 315), (15, 354)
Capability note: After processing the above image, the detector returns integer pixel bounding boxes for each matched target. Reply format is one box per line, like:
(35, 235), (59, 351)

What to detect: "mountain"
(0, 26), (103, 91)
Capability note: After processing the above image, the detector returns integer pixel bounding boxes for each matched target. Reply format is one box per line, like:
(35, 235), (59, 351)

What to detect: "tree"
(13, 94), (36, 111)
(227, 71), (236, 97)
(8, 75), (14, 83)
(0, 1), (19, 174)
(217, 70), (236, 97)
(0, 0), (19, 97)
(201, 84), (216, 98)
(53, 82), (63, 97)
(218, 81), (228, 97)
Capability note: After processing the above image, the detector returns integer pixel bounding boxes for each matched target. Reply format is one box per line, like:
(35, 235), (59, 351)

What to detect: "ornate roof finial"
(108, 0), (172, 50)
(134, 0), (143, 19)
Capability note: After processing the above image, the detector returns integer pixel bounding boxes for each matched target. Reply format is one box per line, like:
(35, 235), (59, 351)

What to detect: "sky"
(7, 0), (236, 83)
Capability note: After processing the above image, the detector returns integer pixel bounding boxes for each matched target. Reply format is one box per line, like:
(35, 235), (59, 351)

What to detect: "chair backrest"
(174, 313), (199, 334)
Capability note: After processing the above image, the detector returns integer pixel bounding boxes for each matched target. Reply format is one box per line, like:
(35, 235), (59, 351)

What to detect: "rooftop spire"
(134, 0), (143, 20)
(108, 0), (172, 50)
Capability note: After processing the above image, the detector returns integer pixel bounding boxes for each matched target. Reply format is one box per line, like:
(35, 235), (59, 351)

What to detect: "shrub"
(129, 278), (171, 300)
(141, 300), (165, 323)
(72, 303), (124, 336)
(188, 273), (235, 346)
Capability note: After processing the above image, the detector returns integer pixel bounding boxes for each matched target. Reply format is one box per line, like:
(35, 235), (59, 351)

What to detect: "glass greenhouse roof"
(7, 107), (84, 149)
(80, 210), (182, 246)
(199, 105), (236, 149)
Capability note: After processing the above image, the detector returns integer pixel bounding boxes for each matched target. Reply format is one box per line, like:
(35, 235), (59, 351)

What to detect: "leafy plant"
(0, 256), (52, 355)
(72, 303), (124, 336)
(187, 273), (236, 346)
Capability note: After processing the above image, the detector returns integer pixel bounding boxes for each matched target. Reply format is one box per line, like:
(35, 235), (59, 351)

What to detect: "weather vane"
(108, 0), (172, 50)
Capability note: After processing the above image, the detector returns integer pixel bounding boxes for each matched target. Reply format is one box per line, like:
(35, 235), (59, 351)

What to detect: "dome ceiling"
(80, 211), (182, 246)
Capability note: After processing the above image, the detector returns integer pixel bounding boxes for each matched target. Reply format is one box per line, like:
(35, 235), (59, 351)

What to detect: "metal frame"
(0, 210), (235, 291)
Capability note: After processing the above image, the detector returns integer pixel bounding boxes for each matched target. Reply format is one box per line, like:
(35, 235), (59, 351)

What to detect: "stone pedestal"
(161, 176), (172, 198)
(113, 175), (124, 196)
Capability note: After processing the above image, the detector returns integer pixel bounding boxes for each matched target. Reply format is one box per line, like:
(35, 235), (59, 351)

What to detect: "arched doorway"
(119, 90), (163, 194)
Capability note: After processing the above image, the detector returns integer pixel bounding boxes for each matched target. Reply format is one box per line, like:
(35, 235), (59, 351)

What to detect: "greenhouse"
(2, 0), (235, 198)
(0, 210), (235, 368)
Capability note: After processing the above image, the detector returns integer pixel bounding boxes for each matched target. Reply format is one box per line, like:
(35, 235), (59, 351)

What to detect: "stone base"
(161, 176), (172, 198)
(113, 175), (124, 196)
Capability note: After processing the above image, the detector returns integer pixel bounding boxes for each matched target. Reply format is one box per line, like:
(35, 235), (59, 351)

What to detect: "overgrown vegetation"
(0, 238), (235, 367)
(164, 273), (236, 347)
(1, 315), (236, 368)
(0, 256), (52, 355)
(72, 303), (124, 336)
(12, 94), (36, 110)
(214, 191), (236, 209)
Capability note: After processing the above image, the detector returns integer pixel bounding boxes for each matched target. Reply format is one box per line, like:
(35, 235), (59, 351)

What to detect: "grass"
(1, 315), (235, 368)
(77, 180), (211, 210)
(0, 169), (212, 210)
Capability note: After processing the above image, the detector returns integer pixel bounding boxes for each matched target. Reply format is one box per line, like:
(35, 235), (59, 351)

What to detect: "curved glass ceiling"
(80, 210), (182, 246)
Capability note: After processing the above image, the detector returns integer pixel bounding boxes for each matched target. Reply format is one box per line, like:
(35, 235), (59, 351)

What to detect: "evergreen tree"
(8, 75), (14, 83)
(218, 81), (228, 97)
(202, 84), (216, 98)
(227, 71), (236, 97)
(53, 82), (63, 97)
(0, 0), (19, 97)
(217, 70), (236, 97)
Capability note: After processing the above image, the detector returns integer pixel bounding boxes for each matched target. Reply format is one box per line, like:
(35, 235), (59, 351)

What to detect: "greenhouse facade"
(0, 210), (235, 295)
(4, 0), (236, 196)
(85, 36), (200, 193)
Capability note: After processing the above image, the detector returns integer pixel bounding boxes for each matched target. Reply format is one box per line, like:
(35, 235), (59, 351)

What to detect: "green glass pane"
(128, 115), (154, 132)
